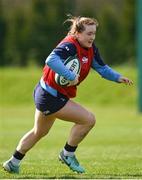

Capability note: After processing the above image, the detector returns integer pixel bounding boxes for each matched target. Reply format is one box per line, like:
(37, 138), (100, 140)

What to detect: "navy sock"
(13, 150), (25, 160)
(64, 142), (77, 152)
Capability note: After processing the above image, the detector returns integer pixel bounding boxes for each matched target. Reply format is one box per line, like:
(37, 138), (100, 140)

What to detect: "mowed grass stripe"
(0, 105), (142, 178)
(0, 66), (141, 178)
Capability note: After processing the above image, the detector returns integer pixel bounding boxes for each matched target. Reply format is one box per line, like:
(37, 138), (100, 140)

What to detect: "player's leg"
(56, 100), (96, 146)
(55, 100), (96, 173)
(3, 109), (56, 173)
(17, 109), (55, 154)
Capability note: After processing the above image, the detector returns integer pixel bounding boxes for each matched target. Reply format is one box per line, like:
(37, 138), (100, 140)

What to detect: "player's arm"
(45, 42), (79, 85)
(91, 45), (133, 85)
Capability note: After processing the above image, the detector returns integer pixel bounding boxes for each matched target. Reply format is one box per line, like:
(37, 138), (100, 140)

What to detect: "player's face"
(76, 24), (96, 48)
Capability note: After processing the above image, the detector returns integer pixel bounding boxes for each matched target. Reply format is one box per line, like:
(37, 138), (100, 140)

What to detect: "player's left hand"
(68, 74), (80, 86)
(118, 76), (133, 85)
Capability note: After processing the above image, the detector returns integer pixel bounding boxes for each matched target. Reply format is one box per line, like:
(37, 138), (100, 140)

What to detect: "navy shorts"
(33, 83), (69, 115)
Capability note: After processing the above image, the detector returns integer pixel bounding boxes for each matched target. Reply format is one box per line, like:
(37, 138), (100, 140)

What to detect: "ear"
(74, 31), (79, 39)
(75, 31), (80, 38)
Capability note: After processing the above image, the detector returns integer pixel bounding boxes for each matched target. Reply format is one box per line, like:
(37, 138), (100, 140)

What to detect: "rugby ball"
(55, 55), (80, 86)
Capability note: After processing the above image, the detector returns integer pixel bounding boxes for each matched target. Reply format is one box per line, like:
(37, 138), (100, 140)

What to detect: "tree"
(30, 0), (75, 66)
(0, 1), (7, 66)
(119, 0), (136, 64)
(96, 5), (121, 64)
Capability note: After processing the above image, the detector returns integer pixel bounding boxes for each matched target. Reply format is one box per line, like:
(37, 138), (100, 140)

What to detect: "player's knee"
(34, 129), (48, 139)
(87, 113), (96, 128)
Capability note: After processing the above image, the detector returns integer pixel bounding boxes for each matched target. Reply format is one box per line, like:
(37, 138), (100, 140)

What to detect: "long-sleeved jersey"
(41, 35), (121, 98)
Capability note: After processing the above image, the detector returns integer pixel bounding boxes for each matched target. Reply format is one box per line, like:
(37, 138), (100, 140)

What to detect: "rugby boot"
(3, 160), (20, 174)
(59, 150), (85, 173)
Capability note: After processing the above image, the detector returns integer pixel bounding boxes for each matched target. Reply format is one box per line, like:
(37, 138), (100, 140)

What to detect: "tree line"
(0, 0), (135, 67)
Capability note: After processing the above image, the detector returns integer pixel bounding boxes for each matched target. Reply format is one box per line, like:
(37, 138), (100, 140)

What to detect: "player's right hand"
(68, 74), (80, 86)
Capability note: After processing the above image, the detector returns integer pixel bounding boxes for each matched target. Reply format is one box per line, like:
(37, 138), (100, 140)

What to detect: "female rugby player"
(3, 16), (133, 174)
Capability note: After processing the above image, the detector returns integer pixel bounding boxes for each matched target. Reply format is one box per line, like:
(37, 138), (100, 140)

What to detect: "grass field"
(0, 66), (142, 179)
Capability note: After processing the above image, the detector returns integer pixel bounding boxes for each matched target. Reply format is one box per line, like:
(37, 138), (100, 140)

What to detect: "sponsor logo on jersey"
(82, 57), (88, 63)
(65, 46), (70, 51)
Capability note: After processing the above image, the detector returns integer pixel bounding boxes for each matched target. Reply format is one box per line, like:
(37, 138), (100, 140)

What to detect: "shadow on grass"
(10, 172), (142, 179)
(1, 167), (142, 179)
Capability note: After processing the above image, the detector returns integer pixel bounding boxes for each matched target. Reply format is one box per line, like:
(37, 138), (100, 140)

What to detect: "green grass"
(0, 65), (137, 107)
(0, 66), (142, 179)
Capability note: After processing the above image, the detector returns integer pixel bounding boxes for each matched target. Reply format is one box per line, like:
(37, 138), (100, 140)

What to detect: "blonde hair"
(65, 15), (99, 35)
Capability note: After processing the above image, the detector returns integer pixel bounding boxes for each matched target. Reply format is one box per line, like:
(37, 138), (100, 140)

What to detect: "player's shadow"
(20, 173), (89, 179)
(48, 174), (142, 179)
(20, 173), (142, 179)
(18, 172), (142, 179)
